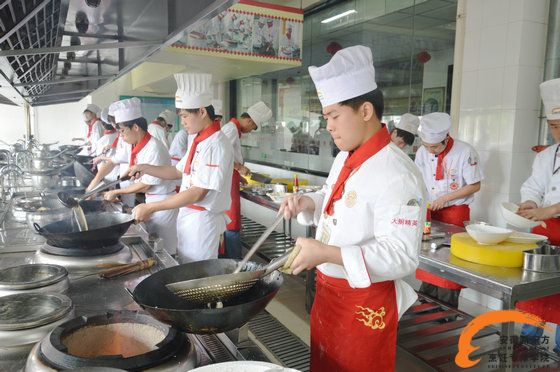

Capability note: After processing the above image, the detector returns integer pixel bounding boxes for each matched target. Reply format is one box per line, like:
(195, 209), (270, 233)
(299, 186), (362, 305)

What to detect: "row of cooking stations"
(1, 43), (560, 370)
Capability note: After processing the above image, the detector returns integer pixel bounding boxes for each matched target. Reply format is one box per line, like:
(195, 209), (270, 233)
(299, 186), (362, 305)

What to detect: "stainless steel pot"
(31, 157), (52, 171)
(11, 196), (44, 222)
(523, 245), (560, 273)
(29, 171), (60, 188)
(60, 176), (81, 188)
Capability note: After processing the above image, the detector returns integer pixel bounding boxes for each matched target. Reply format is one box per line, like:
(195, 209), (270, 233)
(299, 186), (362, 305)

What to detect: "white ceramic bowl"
(501, 202), (542, 229)
(466, 224), (513, 245)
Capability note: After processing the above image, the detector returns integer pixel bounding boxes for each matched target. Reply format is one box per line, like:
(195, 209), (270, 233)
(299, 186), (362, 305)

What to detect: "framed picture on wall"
(422, 87), (445, 115)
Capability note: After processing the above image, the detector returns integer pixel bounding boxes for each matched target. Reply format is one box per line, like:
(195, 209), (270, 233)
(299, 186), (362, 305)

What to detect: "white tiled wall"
(458, 0), (549, 227)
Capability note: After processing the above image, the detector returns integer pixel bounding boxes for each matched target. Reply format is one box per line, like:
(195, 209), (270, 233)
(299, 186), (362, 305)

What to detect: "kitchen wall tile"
(465, 0), (483, 30)
(475, 69), (504, 109)
(499, 110), (516, 152)
(501, 66), (519, 109)
(519, 21), (547, 67)
(482, 0), (509, 27)
(521, 0), (550, 24)
(472, 109), (502, 151)
(515, 66), (544, 110)
(462, 30), (480, 72)
(507, 0), (525, 23)
(458, 109), (476, 143)
(460, 71), (478, 109)
(478, 26), (507, 70)
(512, 109), (540, 150)
(509, 152), (535, 195)
(504, 21), (522, 67)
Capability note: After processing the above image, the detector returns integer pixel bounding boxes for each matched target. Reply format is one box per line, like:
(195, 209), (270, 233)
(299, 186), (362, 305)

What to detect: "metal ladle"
(57, 174), (133, 208)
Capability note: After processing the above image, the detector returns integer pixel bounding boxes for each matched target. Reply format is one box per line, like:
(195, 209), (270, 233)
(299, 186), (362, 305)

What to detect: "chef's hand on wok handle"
(103, 190), (120, 202)
(132, 203), (154, 222)
(127, 165), (146, 180)
(289, 237), (343, 276)
(278, 194), (315, 220)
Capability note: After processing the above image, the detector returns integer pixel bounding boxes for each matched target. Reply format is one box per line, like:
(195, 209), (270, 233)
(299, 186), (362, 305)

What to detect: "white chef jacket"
(133, 137), (176, 195)
(297, 142), (427, 319)
(110, 137), (135, 207)
(221, 121), (243, 164)
(174, 130), (234, 263)
(95, 132), (119, 182)
(415, 139), (483, 206)
(81, 119), (104, 155)
(148, 123), (169, 150)
(521, 143), (560, 207)
(169, 129), (190, 165)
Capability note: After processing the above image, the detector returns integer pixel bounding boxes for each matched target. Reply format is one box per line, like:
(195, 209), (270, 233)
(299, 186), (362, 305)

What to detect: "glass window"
(238, 0), (458, 173)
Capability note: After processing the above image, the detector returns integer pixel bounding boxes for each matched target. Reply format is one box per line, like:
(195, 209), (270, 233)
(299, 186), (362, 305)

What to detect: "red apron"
(516, 217), (560, 323)
(311, 271), (397, 372)
(225, 118), (242, 231)
(416, 204), (470, 290)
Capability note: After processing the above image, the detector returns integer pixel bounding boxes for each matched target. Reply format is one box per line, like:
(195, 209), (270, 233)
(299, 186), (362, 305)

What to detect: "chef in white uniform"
(99, 98), (178, 256)
(129, 73), (234, 263)
(414, 112), (483, 308)
(516, 77), (560, 355)
(279, 45), (426, 371)
(221, 101), (272, 259)
(87, 103), (136, 208)
(94, 108), (119, 182)
(390, 113), (419, 150)
(148, 113), (170, 149)
(73, 104), (104, 156)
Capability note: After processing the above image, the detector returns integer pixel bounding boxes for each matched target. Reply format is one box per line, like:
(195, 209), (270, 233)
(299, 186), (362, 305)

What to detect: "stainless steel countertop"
(420, 221), (560, 305)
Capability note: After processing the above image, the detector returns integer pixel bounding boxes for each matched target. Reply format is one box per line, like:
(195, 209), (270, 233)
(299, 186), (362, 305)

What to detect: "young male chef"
(279, 45), (426, 371)
(516, 77), (560, 355)
(91, 98), (178, 255)
(390, 113), (419, 150)
(128, 73), (234, 263)
(221, 100), (272, 259)
(93, 107), (119, 182)
(414, 112), (483, 308)
(72, 104), (104, 156)
(148, 110), (174, 149)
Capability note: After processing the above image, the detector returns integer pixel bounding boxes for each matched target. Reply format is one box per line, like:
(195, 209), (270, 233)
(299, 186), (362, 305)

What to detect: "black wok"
(129, 259), (283, 334)
(34, 212), (134, 248)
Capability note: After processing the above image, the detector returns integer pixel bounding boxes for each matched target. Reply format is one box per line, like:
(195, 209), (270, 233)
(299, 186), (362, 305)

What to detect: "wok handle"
(234, 214), (284, 274)
(264, 247), (298, 275)
(124, 287), (135, 300)
(33, 222), (43, 233)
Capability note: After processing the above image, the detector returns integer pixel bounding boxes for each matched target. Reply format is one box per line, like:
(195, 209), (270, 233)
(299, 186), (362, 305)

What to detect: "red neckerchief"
(183, 122), (221, 175)
(104, 129), (116, 135)
(230, 117), (242, 138)
(324, 125), (391, 216)
(435, 136), (454, 181)
(111, 133), (120, 148)
(86, 118), (96, 139)
(129, 132), (151, 166)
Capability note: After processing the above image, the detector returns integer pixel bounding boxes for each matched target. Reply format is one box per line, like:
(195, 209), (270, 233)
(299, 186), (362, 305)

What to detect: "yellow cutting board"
(450, 233), (538, 268)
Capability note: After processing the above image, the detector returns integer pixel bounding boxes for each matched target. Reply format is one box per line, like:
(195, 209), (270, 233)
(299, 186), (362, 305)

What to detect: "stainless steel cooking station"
(407, 221), (560, 371)
(0, 192), (270, 370)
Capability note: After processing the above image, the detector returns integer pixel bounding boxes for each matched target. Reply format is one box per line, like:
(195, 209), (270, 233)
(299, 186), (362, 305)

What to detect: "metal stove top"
(34, 244), (133, 273)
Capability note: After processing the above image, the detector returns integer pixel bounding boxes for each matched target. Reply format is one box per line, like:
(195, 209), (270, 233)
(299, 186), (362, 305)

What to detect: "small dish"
(501, 202), (542, 229)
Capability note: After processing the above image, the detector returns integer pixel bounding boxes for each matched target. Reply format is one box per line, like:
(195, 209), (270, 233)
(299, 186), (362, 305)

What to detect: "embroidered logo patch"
(355, 305), (386, 330)
(345, 190), (357, 208)
(450, 182), (459, 191)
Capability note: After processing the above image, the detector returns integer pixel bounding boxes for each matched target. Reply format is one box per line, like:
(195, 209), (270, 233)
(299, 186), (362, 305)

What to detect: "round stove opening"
(61, 323), (166, 358)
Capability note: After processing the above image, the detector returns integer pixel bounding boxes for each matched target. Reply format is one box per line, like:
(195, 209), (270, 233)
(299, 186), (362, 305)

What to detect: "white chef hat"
(84, 104), (100, 116)
(158, 109), (176, 125)
(308, 45), (377, 107)
(395, 113), (420, 135)
(174, 73), (213, 109)
(107, 102), (117, 117)
(212, 99), (223, 116)
(247, 101), (272, 127)
(100, 107), (109, 124)
(418, 113), (451, 144)
(540, 78), (560, 120)
(112, 97), (143, 123)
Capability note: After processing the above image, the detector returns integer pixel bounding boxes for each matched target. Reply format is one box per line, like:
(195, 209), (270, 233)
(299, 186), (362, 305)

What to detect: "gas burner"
(25, 310), (198, 371)
(0, 293), (74, 355)
(40, 242), (125, 257)
(33, 245), (132, 272)
(0, 264), (69, 297)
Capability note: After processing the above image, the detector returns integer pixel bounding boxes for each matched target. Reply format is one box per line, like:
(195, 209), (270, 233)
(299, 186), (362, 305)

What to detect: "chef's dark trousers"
(419, 282), (460, 308)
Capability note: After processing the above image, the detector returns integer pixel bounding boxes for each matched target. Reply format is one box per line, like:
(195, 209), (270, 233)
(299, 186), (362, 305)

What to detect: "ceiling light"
(321, 10), (357, 24)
